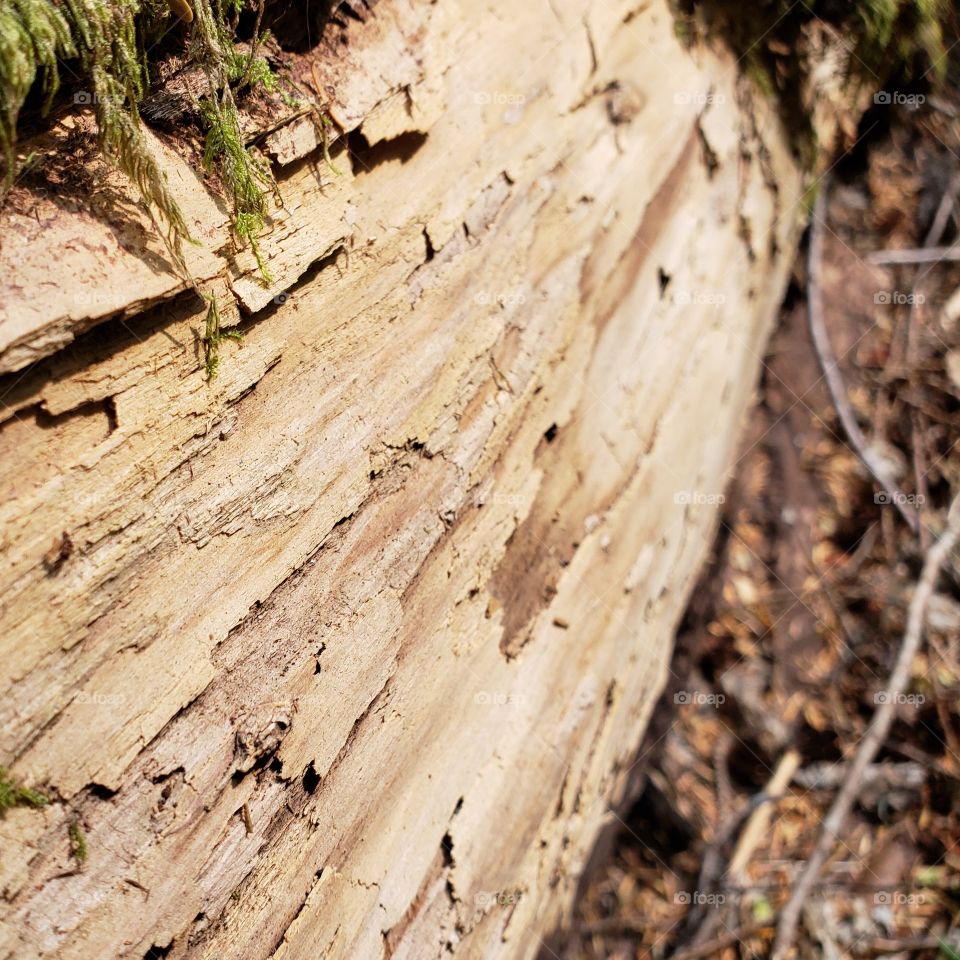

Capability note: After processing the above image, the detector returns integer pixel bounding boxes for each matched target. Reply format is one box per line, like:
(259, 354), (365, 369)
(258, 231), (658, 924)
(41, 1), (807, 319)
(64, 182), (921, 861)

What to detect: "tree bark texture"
(0, 0), (807, 956)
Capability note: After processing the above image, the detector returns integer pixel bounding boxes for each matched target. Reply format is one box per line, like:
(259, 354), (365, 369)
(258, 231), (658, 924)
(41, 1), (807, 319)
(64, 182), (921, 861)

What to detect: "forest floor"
(549, 56), (960, 960)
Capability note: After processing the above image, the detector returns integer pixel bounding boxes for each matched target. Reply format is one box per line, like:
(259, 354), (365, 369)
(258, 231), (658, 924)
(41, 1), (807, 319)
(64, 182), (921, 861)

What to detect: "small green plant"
(1, 0), (191, 266)
(202, 292), (242, 379)
(314, 109), (341, 177)
(0, 767), (48, 814)
(191, 0), (281, 281)
(199, 93), (275, 282)
(1, 0), (283, 279)
(308, 62), (343, 177)
(69, 820), (89, 864)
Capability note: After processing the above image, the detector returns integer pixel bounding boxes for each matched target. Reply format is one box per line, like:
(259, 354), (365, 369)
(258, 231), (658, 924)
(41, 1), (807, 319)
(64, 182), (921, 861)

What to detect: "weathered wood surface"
(0, 0), (807, 956)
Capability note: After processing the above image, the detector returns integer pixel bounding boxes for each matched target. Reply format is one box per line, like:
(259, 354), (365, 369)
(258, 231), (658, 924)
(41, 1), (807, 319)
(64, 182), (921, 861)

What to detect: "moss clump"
(313, 108), (341, 176)
(674, 0), (950, 82)
(0, 767), (48, 814)
(199, 92), (276, 282)
(855, 0), (949, 81)
(0, 0), (72, 176)
(671, 0), (953, 158)
(191, 0), (281, 280)
(1, 0), (192, 266)
(68, 820), (89, 864)
(0, 0), (281, 278)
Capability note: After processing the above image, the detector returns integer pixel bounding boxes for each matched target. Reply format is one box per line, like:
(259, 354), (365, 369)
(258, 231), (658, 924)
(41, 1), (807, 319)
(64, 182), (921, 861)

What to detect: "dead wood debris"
(773, 495), (960, 960)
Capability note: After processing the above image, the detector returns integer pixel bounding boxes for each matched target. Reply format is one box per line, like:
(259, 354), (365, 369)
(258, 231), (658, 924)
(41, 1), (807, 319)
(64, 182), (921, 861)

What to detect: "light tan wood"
(0, 0), (811, 956)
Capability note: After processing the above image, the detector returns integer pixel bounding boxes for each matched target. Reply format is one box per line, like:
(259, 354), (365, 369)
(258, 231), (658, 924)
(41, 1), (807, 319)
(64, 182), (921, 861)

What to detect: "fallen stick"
(680, 792), (772, 950)
(727, 749), (801, 882)
(807, 182), (920, 534)
(677, 754), (800, 953)
(866, 935), (959, 955)
(866, 245), (960, 265)
(771, 494), (960, 960)
(791, 760), (924, 791)
(921, 172), (960, 248)
(670, 922), (771, 960)
(908, 173), (958, 550)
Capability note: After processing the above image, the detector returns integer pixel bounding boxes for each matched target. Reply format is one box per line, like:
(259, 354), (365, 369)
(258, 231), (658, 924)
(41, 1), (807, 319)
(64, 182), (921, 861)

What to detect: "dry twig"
(807, 182), (920, 534)
(867, 244), (960, 265)
(908, 172), (959, 549)
(670, 922), (772, 960)
(727, 749), (800, 883)
(771, 494), (960, 960)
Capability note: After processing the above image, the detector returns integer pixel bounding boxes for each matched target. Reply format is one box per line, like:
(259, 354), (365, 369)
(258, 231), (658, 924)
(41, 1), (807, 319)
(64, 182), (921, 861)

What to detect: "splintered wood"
(0, 0), (805, 956)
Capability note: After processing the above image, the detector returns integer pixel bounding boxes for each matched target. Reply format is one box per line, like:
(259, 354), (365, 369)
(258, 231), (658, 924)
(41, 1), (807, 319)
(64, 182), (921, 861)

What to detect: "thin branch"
(907, 171), (958, 549)
(807, 182), (919, 534)
(676, 754), (799, 953)
(727, 749), (800, 882)
(670, 922), (771, 960)
(865, 935), (960, 955)
(771, 494), (960, 960)
(922, 171), (960, 248)
(866, 244), (960, 265)
(680, 792), (772, 948)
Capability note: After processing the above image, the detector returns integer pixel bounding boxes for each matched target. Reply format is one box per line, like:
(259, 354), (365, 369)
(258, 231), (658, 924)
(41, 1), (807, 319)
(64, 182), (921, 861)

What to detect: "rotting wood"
(0, 0), (814, 956)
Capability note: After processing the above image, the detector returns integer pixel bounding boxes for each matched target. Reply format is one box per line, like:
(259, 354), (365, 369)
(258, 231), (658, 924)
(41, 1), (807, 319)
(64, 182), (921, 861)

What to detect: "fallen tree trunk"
(0, 0), (809, 956)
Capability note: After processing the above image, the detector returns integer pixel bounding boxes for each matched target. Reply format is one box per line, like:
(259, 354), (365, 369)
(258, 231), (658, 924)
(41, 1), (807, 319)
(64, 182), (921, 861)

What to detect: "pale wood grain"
(0, 0), (811, 956)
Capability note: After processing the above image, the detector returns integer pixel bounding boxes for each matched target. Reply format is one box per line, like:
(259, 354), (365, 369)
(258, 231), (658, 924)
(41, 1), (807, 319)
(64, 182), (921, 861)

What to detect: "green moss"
(1, 0), (281, 279)
(68, 821), (88, 864)
(671, 0), (953, 158)
(191, 0), (281, 280)
(673, 18), (694, 46)
(0, 0), (190, 266)
(801, 180), (821, 216)
(0, 767), (48, 814)
(677, 0), (950, 82)
(199, 93), (275, 283)
(202, 292), (242, 379)
(314, 108), (341, 176)
(0, 0), (74, 179)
